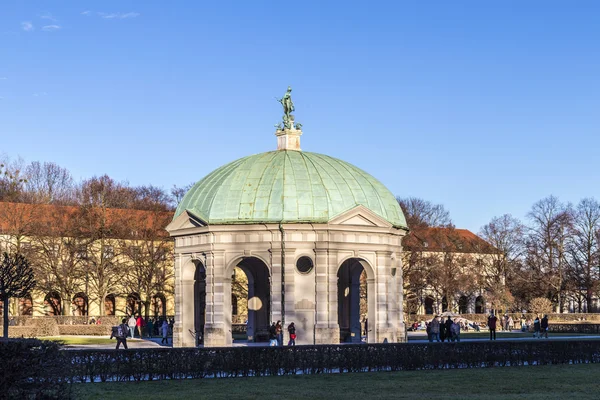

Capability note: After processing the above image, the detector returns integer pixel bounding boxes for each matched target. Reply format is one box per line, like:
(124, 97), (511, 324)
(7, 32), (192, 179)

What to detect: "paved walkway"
(407, 331), (600, 343)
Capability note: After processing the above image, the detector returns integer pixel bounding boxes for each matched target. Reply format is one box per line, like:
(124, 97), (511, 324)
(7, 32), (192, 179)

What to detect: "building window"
(103, 245), (114, 259)
(296, 256), (314, 274)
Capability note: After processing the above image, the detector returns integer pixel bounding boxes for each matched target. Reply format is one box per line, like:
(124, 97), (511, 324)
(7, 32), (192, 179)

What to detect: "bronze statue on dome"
(276, 86), (301, 130)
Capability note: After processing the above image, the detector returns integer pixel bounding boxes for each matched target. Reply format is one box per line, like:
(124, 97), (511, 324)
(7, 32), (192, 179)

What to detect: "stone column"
(314, 248), (339, 343)
(394, 255), (406, 342)
(270, 244), (283, 326)
(282, 249), (297, 339)
(374, 251), (393, 343)
(204, 250), (231, 346)
(172, 254), (184, 347)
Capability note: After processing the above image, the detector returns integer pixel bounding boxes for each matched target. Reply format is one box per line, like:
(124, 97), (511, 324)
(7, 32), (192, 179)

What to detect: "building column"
(173, 254), (184, 347)
(204, 250), (231, 346)
(374, 251), (394, 343)
(314, 248), (339, 344)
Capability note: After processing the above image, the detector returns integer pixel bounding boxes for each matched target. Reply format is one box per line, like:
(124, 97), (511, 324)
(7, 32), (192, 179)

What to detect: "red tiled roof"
(0, 201), (173, 239)
(402, 227), (497, 253)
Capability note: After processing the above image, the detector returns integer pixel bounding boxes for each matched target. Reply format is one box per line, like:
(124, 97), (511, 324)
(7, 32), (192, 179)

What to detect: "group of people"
(488, 312), (549, 340)
(126, 315), (173, 341)
(268, 320), (296, 346)
(110, 315), (173, 349)
(426, 316), (462, 342)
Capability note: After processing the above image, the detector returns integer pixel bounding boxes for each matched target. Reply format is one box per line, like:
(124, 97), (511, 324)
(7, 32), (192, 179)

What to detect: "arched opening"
(193, 261), (206, 346)
(19, 295), (33, 316)
(232, 257), (271, 342)
(458, 295), (468, 314)
(441, 296), (448, 312)
(424, 296), (435, 315)
(72, 292), (88, 316)
(337, 258), (371, 343)
(475, 296), (485, 314)
(126, 293), (142, 316)
(44, 291), (62, 316)
(231, 294), (239, 318)
(104, 294), (116, 316)
(152, 293), (167, 318)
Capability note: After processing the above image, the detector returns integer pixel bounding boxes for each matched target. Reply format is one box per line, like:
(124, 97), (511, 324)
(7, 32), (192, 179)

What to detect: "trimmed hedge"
(62, 340), (600, 382)
(0, 339), (71, 399)
(58, 325), (113, 336)
(4, 339), (600, 388)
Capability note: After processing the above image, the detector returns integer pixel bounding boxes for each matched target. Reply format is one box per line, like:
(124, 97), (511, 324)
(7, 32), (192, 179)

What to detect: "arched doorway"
(104, 294), (116, 316)
(231, 257), (271, 342)
(441, 296), (448, 312)
(152, 293), (167, 318)
(231, 294), (239, 319)
(424, 296), (435, 315)
(193, 260), (206, 346)
(44, 292), (62, 316)
(126, 293), (142, 316)
(458, 295), (468, 314)
(19, 295), (33, 316)
(337, 258), (373, 343)
(72, 292), (88, 316)
(475, 296), (485, 314)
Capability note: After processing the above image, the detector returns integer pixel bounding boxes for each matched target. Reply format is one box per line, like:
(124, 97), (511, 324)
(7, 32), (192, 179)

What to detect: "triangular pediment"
(166, 210), (207, 233)
(329, 205), (392, 228)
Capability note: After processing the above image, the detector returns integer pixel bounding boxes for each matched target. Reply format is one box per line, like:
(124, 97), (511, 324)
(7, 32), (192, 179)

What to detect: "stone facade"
(167, 205), (407, 347)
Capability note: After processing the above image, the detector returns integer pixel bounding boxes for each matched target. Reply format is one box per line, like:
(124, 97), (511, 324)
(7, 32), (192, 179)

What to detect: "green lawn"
(75, 363), (600, 400)
(45, 337), (143, 346)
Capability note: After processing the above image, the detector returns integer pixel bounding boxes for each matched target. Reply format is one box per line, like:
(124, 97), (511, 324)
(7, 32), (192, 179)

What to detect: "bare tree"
(132, 185), (172, 212)
(120, 210), (174, 319)
(171, 183), (195, 207)
(24, 161), (75, 204)
(479, 214), (525, 309)
(397, 197), (453, 229)
(525, 196), (573, 312)
(0, 252), (36, 338)
(30, 206), (86, 315)
(0, 160), (27, 202)
(566, 198), (600, 312)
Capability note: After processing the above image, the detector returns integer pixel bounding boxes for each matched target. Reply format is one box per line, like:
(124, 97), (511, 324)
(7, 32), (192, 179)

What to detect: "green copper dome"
(174, 150), (407, 229)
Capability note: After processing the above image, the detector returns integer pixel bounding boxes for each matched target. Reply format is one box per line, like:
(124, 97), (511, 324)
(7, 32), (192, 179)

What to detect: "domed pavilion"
(167, 89), (409, 347)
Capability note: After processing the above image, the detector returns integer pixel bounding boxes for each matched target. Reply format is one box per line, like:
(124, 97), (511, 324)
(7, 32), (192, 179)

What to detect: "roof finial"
(274, 86), (302, 151)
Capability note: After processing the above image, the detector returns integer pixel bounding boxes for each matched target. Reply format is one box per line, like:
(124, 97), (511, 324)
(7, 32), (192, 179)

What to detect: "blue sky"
(1, 1), (599, 233)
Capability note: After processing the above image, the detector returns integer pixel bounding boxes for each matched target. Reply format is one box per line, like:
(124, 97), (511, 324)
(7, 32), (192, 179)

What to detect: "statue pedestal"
(275, 128), (302, 151)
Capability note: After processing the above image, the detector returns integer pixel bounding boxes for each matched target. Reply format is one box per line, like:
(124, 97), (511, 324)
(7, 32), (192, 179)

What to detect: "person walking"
(275, 320), (283, 346)
(488, 313), (498, 340)
(450, 319), (461, 342)
(127, 315), (136, 338)
(430, 316), (441, 342)
(147, 318), (154, 338)
(268, 322), (278, 346)
(287, 322), (296, 346)
(136, 315), (144, 338)
(110, 318), (130, 349)
(533, 315), (541, 338)
(444, 316), (453, 342)
(160, 320), (169, 344)
(541, 315), (549, 339)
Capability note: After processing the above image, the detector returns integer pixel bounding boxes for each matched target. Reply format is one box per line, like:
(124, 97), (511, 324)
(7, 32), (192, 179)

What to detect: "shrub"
(528, 297), (553, 314)
(0, 339), (71, 399)
(58, 324), (112, 336)
(61, 340), (600, 382)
